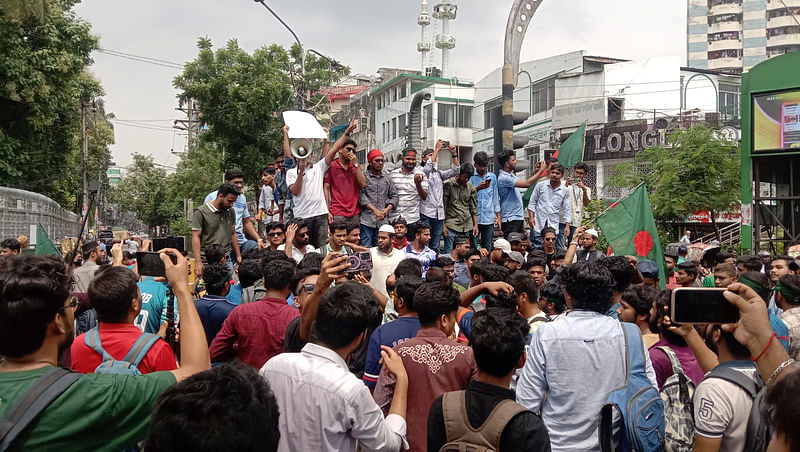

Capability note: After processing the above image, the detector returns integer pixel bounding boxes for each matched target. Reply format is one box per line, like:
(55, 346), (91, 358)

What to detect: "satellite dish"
(655, 118), (668, 130)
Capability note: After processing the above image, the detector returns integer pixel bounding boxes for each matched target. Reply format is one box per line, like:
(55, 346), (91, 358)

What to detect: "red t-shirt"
(323, 159), (361, 217)
(70, 323), (177, 374)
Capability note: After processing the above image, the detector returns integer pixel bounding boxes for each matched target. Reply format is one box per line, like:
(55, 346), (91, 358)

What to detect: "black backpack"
(704, 366), (770, 452)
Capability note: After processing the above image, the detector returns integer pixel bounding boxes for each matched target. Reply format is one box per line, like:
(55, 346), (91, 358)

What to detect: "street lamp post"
(254, 0), (306, 109)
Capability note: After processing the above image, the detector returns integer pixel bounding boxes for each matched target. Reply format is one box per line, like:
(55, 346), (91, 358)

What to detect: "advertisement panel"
(752, 89), (800, 152)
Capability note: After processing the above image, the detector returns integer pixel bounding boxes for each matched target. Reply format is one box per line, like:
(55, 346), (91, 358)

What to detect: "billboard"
(753, 89), (800, 152)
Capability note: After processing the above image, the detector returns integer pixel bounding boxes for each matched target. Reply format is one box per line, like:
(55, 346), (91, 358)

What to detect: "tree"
(606, 126), (740, 242)
(107, 154), (180, 230)
(0, 0), (113, 210)
(172, 38), (347, 184)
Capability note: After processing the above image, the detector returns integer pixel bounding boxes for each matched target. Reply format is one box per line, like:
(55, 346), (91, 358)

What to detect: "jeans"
(230, 239), (258, 267)
(476, 224), (494, 250)
(421, 215), (444, 254)
(302, 214), (329, 250)
(530, 229), (542, 248)
(443, 228), (472, 254)
(557, 223), (567, 250)
(501, 220), (524, 239)
(360, 224), (378, 248)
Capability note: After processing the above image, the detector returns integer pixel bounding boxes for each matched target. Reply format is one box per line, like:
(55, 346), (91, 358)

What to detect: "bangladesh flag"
(35, 223), (61, 256)
(596, 185), (666, 289)
(553, 121), (586, 168)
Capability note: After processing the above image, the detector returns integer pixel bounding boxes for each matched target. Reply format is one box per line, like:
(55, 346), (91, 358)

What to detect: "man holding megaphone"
(284, 117), (358, 250)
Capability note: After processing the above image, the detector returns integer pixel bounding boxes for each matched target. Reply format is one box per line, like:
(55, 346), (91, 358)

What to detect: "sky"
(73, 0), (686, 171)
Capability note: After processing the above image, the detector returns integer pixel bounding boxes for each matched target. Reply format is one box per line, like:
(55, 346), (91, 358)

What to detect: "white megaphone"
(290, 138), (314, 160)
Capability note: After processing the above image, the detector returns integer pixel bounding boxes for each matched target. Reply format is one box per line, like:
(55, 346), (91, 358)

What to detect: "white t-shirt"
(127, 240), (139, 254)
(277, 243), (316, 264)
(285, 159), (329, 219)
(259, 185), (279, 223)
(369, 246), (407, 299)
(567, 184), (591, 226)
(693, 365), (757, 451)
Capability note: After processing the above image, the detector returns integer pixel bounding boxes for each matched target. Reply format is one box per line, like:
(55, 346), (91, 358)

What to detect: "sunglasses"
(344, 147), (356, 152)
(268, 232), (284, 237)
(544, 237), (556, 242)
(58, 296), (80, 314)
(297, 231), (309, 237)
(297, 283), (315, 296)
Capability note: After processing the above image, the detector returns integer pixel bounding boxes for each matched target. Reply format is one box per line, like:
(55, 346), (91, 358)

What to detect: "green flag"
(554, 121), (586, 168)
(35, 223), (61, 256)
(596, 185), (667, 289)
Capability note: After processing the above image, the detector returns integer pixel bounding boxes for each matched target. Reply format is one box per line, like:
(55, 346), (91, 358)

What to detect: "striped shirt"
(390, 167), (428, 223)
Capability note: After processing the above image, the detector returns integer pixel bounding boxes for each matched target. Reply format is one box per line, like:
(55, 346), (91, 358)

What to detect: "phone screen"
(136, 251), (177, 277)
(670, 288), (739, 324)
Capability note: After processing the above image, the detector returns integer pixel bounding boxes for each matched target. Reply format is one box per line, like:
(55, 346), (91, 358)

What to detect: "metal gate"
(0, 187), (80, 248)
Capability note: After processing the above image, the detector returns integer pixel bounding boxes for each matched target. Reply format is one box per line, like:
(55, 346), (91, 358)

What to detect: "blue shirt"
(227, 284), (243, 306)
(516, 310), (657, 451)
(194, 294), (236, 345)
(135, 278), (178, 334)
(527, 180), (572, 233)
(497, 170), (524, 222)
(204, 191), (251, 245)
(770, 311), (791, 353)
(470, 171), (500, 226)
(362, 317), (421, 387)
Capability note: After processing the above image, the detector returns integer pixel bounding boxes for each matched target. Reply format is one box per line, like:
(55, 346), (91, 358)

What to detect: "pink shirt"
(648, 338), (706, 390)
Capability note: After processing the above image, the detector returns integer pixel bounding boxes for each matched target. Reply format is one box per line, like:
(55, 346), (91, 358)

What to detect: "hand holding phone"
(137, 251), (178, 278)
(670, 288), (740, 324)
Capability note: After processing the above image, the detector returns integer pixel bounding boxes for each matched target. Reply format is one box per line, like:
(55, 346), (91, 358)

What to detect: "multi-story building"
(106, 165), (122, 187)
(370, 73), (474, 169)
(472, 51), (741, 199)
(687, 0), (800, 74)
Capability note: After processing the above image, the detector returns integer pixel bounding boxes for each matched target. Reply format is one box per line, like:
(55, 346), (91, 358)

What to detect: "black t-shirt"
(283, 317), (305, 353)
(427, 381), (551, 452)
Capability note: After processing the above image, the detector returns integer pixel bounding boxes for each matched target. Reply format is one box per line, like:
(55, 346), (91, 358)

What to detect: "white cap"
(379, 224), (396, 234)
(493, 238), (512, 253)
(585, 228), (599, 238)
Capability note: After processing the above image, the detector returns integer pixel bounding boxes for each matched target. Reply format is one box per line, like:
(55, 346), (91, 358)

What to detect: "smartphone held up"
(136, 251), (178, 277)
(670, 287), (740, 324)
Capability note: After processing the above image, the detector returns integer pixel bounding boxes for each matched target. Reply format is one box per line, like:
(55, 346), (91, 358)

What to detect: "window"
(391, 87), (397, 103)
(382, 122), (386, 143)
(377, 96), (382, 110)
(484, 97), (502, 128)
(424, 104), (433, 128)
(457, 105), (472, 128)
(357, 150), (366, 165)
(532, 77), (555, 115)
(525, 146), (540, 172)
(438, 104), (456, 127)
(399, 83), (407, 99)
(719, 82), (740, 120)
(392, 118), (397, 140)
(398, 114), (407, 138)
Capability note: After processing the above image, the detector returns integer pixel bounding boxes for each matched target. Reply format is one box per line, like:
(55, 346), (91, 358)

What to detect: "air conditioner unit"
(360, 117), (368, 130)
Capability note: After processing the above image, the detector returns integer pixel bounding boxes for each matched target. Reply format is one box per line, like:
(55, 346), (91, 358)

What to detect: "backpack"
(439, 390), (527, 452)
(75, 308), (98, 336)
(654, 346), (696, 452)
(599, 322), (665, 452)
(84, 327), (161, 376)
(703, 365), (770, 452)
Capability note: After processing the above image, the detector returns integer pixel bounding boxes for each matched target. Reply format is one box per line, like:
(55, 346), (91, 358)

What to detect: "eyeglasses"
(297, 231), (309, 237)
(58, 296), (80, 314)
(297, 283), (315, 296)
(544, 237), (556, 242)
(268, 232), (284, 237)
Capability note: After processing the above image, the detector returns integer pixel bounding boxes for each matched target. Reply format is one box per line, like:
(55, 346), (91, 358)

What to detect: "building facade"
(687, 0), (800, 74)
(472, 52), (742, 200)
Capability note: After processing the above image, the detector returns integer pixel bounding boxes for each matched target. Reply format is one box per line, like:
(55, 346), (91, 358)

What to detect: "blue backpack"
(84, 327), (161, 375)
(599, 322), (665, 452)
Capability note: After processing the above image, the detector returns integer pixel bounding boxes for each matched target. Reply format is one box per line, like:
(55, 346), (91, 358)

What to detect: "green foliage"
(108, 154), (180, 229)
(168, 140), (223, 207)
(0, 0), (112, 210)
(172, 38), (347, 185)
(169, 217), (192, 238)
(605, 126), (740, 239)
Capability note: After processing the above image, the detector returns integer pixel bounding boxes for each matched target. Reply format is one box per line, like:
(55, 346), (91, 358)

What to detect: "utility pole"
(174, 98), (201, 153)
(81, 103), (89, 216)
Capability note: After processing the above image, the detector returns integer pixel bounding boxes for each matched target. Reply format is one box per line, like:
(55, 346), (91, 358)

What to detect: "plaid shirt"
(781, 306), (800, 360)
(359, 169), (398, 228)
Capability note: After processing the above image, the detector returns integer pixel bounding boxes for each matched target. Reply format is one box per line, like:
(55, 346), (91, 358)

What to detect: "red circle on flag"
(634, 230), (654, 256)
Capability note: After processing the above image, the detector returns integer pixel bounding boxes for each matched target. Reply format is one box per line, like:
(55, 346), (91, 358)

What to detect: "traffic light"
(492, 108), (530, 173)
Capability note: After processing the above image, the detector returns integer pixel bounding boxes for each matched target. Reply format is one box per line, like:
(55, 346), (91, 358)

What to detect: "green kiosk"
(741, 52), (800, 253)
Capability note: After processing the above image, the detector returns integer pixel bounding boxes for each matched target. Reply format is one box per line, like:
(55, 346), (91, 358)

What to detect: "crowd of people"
(2, 121), (800, 452)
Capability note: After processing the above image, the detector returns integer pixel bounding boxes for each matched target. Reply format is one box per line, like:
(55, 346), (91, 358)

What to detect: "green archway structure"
(741, 52), (800, 252)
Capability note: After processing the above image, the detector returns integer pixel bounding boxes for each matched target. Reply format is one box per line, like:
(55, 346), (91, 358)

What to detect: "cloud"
(74, 0), (685, 169)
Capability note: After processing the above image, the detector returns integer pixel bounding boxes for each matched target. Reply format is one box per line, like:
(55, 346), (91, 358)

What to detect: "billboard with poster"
(752, 89), (800, 152)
